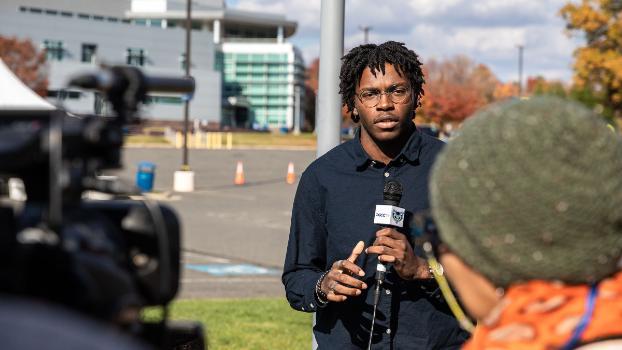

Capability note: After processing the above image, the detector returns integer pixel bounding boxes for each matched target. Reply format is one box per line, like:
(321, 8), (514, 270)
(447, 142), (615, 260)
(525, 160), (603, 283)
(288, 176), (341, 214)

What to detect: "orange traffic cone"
(286, 162), (296, 184)
(234, 161), (245, 185)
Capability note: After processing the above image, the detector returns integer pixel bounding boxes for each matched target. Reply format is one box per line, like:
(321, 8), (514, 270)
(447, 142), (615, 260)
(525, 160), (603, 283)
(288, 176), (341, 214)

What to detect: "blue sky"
(226, 0), (583, 83)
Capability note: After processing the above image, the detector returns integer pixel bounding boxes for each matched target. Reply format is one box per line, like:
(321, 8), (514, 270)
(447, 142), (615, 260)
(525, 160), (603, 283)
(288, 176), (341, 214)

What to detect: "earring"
(352, 109), (360, 123)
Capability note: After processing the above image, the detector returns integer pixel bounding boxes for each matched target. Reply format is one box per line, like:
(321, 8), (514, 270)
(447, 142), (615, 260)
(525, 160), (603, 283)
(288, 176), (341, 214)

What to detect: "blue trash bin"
(136, 161), (156, 192)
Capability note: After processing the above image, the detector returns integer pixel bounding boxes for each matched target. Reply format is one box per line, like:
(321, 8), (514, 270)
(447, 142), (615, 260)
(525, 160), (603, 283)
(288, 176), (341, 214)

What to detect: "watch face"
(430, 263), (443, 277)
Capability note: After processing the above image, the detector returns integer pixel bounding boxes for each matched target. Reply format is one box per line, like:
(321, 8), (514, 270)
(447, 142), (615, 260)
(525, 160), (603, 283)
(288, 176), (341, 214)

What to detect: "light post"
(517, 44), (524, 98)
(359, 25), (372, 44)
(173, 0), (195, 192)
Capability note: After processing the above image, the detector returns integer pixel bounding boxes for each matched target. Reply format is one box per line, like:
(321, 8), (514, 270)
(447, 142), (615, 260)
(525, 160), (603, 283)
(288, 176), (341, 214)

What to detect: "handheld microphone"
(372, 180), (405, 282)
(368, 180), (404, 350)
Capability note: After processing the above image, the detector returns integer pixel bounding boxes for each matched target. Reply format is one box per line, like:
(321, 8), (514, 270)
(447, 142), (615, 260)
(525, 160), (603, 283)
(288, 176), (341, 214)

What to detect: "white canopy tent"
(0, 58), (55, 111)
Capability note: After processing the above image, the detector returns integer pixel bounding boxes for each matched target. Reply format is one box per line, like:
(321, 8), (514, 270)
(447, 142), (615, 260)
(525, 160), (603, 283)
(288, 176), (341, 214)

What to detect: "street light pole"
(517, 44), (524, 98)
(316, 0), (344, 158)
(359, 25), (372, 44)
(173, 0), (195, 192)
(182, 0), (192, 170)
(293, 84), (301, 135)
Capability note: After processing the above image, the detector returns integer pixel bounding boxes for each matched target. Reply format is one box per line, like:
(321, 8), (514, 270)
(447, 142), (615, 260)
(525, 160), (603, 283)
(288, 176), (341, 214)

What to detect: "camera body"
(0, 67), (202, 349)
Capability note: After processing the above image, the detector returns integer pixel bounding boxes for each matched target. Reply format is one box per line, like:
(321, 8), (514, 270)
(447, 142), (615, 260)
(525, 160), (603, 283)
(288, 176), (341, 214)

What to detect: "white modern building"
(0, 0), (304, 130)
(127, 0), (305, 129)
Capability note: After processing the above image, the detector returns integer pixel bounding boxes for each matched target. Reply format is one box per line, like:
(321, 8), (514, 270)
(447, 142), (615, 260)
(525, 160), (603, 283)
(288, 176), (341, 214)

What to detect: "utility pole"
(293, 84), (301, 135)
(173, 0), (195, 192)
(517, 44), (524, 98)
(359, 25), (372, 44)
(315, 0), (344, 158)
(182, 0), (192, 169)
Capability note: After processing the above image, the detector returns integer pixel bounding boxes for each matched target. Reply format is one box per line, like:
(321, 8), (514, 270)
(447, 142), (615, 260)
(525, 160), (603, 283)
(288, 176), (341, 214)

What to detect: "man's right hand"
(321, 241), (368, 302)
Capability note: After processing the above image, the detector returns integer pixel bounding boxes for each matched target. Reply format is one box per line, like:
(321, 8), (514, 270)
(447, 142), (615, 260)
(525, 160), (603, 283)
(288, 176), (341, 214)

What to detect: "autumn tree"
(303, 58), (319, 131)
(420, 55), (500, 125)
(560, 0), (622, 120)
(493, 82), (519, 101)
(0, 35), (48, 96)
(527, 76), (568, 97)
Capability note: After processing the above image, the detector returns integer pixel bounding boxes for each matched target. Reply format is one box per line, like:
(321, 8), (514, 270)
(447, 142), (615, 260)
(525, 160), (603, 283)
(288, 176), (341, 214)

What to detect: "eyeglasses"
(356, 85), (411, 108)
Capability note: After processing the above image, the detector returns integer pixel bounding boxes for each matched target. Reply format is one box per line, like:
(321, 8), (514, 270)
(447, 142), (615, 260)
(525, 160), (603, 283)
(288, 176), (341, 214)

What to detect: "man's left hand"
(365, 227), (431, 280)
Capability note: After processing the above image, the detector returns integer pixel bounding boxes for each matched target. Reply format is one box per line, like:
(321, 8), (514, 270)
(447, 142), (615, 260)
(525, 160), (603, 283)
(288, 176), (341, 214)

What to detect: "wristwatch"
(428, 263), (444, 278)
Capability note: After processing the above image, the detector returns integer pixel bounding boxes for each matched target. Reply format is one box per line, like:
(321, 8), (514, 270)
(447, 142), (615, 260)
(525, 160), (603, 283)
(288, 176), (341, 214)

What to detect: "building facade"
(0, 0), (221, 123)
(127, 0), (305, 130)
(0, 0), (303, 130)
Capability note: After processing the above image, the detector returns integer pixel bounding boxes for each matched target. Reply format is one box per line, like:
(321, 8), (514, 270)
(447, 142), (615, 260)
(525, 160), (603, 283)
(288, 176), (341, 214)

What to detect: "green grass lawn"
(144, 298), (312, 350)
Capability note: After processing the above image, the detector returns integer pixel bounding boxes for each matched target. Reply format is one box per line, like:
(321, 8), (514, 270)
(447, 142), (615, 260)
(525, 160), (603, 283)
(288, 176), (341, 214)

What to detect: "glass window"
(145, 96), (182, 105)
(126, 48), (146, 66)
(43, 39), (64, 61)
(81, 43), (97, 63)
(267, 54), (280, 62)
(251, 64), (265, 73)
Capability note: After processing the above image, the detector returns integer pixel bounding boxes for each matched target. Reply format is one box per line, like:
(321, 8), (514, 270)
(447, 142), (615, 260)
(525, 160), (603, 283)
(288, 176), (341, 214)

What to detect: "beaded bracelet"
(315, 270), (330, 305)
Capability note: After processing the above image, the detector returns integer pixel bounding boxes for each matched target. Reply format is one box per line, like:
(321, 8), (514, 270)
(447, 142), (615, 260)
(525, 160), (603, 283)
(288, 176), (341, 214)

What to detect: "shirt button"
(386, 329), (391, 335)
(385, 289), (391, 295)
(310, 303), (314, 308)
(384, 172), (390, 177)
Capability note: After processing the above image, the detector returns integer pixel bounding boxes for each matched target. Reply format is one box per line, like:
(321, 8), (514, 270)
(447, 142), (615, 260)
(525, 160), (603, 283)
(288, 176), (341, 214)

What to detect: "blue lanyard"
(561, 283), (599, 350)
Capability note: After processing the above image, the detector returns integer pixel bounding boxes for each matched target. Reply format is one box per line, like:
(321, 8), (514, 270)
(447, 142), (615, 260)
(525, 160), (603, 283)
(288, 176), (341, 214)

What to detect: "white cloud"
(226, 0), (581, 82)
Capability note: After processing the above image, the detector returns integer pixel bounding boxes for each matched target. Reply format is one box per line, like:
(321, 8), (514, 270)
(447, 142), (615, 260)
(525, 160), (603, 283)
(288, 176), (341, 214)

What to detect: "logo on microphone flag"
(374, 205), (405, 227)
(392, 210), (404, 225)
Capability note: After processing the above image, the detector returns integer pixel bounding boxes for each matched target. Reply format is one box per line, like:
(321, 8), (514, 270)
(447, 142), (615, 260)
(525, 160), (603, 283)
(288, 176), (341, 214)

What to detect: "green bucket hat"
(430, 96), (622, 287)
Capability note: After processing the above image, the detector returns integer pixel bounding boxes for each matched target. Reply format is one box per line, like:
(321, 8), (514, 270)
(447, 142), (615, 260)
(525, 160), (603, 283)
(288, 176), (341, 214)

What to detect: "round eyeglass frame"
(356, 86), (412, 108)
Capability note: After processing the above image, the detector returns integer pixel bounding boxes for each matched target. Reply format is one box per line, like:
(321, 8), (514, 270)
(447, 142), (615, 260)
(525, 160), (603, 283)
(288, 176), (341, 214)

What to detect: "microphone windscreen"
(383, 180), (402, 206)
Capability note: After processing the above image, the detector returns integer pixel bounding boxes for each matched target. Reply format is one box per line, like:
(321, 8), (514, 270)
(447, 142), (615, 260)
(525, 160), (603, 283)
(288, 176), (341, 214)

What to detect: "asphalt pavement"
(113, 147), (316, 299)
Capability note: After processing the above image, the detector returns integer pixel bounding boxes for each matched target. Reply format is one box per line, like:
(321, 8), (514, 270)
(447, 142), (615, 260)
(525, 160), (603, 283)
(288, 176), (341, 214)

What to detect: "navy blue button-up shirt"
(282, 128), (468, 349)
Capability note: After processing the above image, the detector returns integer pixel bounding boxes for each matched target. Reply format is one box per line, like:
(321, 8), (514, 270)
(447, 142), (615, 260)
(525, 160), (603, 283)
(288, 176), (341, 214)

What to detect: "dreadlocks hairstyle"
(339, 41), (425, 122)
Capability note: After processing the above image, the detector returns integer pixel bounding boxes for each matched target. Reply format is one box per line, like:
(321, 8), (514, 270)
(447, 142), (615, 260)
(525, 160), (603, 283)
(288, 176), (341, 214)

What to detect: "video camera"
(0, 66), (203, 349)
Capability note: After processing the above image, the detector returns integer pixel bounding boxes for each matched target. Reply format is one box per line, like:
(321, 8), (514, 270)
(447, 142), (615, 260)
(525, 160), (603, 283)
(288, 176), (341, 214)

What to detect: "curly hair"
(339, 41), (425, 120)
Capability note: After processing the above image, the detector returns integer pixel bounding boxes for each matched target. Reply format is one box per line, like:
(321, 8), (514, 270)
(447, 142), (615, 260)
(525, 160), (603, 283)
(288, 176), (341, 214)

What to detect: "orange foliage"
(494, 82), (519, 101)
(560, 0), (622, 118)
(421, 56), (500, 124)
(0, 36), (48, 96)
(305, 58), (319, 93)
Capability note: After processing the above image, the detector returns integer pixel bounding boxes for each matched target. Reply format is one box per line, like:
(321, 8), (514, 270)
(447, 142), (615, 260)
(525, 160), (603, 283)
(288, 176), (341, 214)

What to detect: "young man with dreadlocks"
(282, 41), (468, 349)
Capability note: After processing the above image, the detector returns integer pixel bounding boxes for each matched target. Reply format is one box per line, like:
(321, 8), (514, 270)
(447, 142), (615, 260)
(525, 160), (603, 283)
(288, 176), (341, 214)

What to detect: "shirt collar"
(352, 125), (423, 169)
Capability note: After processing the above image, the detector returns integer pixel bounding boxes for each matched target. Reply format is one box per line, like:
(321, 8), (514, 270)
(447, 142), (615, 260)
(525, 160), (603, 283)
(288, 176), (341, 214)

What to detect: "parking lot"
(116, 147), (316, 299)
